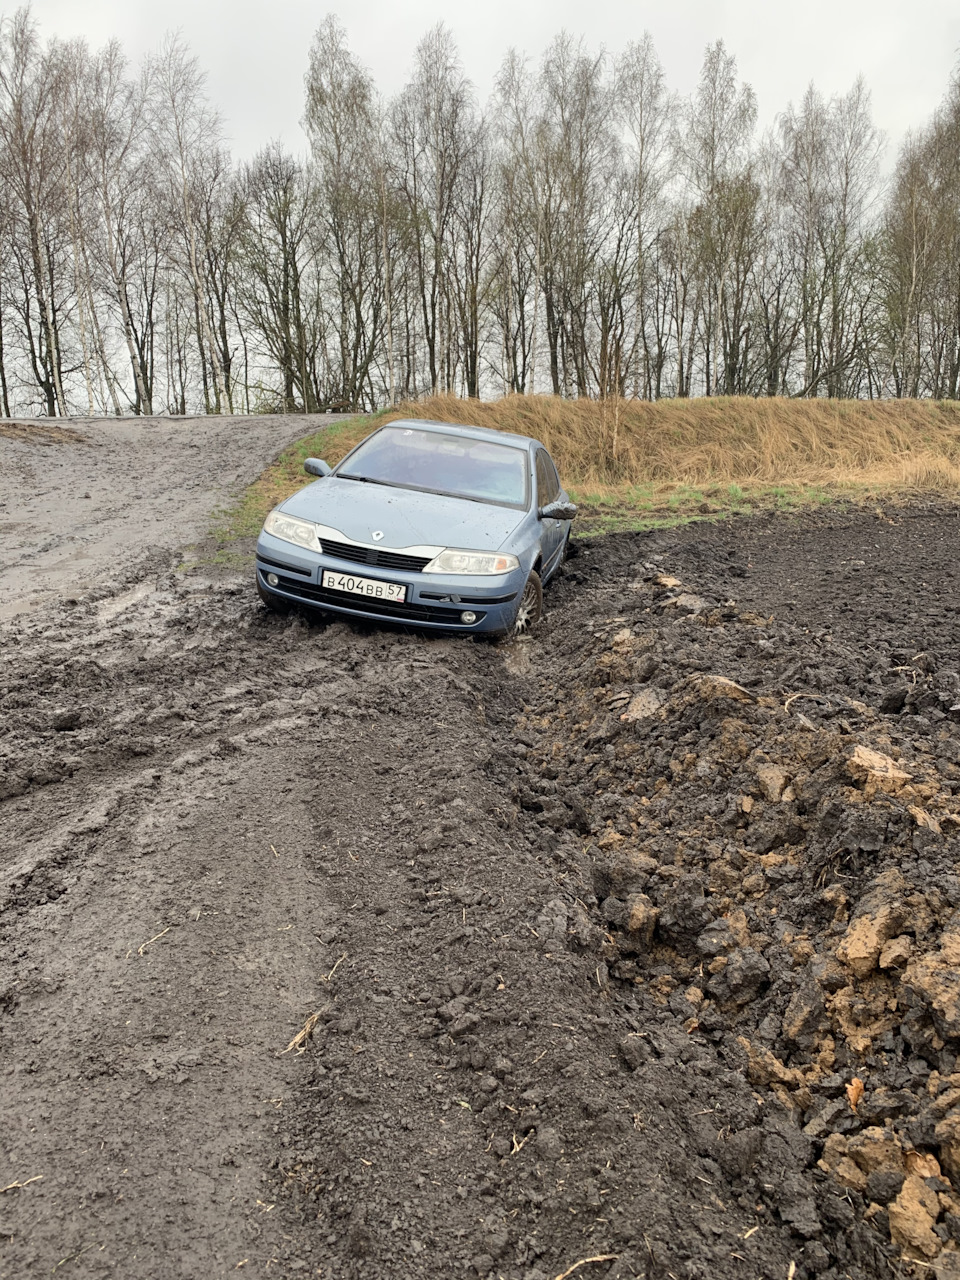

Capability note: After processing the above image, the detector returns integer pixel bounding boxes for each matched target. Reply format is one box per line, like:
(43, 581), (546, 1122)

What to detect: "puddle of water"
(34, 548), (95, 572)
(501, 639), (533, 675)
(0, 594), (53, 622)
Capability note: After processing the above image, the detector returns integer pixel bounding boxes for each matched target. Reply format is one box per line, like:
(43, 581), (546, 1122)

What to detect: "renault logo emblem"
(372, 530), (384, 542)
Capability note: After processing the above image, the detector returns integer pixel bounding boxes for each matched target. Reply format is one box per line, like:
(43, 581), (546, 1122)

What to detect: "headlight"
(262, 509), (321, 550)
(423, 549), (519, 575)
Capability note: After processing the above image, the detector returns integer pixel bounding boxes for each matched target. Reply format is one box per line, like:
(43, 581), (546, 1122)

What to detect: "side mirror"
(538, 499), (578, 521)
(304, 458), (332, 477)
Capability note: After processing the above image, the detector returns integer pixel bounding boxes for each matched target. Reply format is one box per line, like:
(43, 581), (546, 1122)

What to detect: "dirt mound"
(503, 507), (960, 1275)
(3, 499), (960, 1279)
(0, 420), (84, 444)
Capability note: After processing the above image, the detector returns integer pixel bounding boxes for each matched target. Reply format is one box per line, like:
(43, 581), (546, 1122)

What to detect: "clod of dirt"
(889, 1175), (942, 1257)
(846, 744), (914, 795)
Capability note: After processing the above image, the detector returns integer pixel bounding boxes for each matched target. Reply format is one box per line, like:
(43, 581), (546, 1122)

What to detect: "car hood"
(280, 478), (526, 552)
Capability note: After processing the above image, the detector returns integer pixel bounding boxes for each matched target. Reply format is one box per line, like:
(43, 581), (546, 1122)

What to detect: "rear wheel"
(256, 574), (292, 614)
(513, 570), (543, 635)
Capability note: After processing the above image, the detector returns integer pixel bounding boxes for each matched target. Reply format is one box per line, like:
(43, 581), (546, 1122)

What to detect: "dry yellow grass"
(373, 395), (960, 489)
(217, 394), (960, 547)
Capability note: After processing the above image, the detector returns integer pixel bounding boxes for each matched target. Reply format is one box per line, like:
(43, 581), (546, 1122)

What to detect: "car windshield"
(336, 427), (529, 509)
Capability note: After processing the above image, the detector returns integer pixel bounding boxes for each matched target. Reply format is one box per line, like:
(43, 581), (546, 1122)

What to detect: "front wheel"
(513, 570), (543, 635)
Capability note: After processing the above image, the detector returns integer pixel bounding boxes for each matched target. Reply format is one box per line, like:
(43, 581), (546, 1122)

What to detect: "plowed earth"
(3, 423), (960, 1280)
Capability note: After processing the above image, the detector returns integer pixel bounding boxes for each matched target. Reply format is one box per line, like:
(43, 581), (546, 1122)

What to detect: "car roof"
(381, 418), (541, 452)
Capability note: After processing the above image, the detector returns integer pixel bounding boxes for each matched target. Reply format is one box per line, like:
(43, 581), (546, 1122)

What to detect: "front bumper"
(255, 532), (523, 633)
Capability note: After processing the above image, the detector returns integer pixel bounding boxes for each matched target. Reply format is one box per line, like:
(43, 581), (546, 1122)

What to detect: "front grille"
(268, 573), (484, 625)
(320, 538), (431, 573)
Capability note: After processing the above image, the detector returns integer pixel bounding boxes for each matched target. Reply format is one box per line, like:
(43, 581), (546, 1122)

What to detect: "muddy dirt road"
(3, 421), (960, 1280)
(0, 414), (340, 620)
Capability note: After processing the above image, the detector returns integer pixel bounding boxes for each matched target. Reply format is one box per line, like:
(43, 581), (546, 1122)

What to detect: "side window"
(536, 450), (561, 505)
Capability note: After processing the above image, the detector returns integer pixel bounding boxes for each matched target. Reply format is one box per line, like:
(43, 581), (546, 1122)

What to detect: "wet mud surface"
(3, 444), (960, 1280)
(0, 414), (342, 620)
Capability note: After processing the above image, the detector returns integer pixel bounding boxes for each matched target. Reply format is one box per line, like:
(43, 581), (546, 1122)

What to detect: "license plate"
(321, 569), (406, 603)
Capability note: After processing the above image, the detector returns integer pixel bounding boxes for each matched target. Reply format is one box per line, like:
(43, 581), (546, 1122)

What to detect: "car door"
(535, 449), (566, 580)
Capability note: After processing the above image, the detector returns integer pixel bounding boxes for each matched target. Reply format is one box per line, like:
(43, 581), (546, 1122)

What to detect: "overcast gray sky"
(19, 0), (960, 162)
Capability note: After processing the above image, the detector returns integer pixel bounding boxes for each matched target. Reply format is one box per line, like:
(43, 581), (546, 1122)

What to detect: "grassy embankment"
(216, 395), (960, 545)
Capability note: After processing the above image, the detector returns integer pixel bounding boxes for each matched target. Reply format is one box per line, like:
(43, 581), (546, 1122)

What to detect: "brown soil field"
(3, 416), (960, 1280)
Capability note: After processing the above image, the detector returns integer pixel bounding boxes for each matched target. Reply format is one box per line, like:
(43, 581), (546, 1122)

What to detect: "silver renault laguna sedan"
(255, 419), (576, 636)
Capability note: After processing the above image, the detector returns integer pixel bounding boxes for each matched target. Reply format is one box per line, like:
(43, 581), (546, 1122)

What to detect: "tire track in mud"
(1, 591), (352, 1275)
(1, 570), (810, 1280)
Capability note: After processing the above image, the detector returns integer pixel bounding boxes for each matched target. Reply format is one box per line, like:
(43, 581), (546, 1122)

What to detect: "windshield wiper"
(396, 482), (521, 507)
(337, 473), (401, 488)
(413, 486), (491, 505)
(339, 473), (523, 508)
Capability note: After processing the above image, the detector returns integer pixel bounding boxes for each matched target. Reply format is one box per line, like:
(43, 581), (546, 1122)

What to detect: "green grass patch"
(213, 411), (386, 544)
(175, 546), (256, 574)
(569, 480), (863, 536)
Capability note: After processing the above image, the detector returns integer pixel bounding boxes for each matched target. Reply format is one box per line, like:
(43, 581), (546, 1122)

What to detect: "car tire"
(256, 574), (293, 614)
(513, 570), (543, 635)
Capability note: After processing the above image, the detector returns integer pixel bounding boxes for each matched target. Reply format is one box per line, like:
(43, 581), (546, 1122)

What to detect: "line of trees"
(0, 7), (958, 416)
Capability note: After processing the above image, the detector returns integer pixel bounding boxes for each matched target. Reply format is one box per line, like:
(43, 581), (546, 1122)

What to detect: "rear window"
(336, 427), (529, 509)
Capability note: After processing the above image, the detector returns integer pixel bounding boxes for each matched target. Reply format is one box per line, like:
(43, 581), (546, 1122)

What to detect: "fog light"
(460, 610), (477, 624)
(267, 573), (279, 587)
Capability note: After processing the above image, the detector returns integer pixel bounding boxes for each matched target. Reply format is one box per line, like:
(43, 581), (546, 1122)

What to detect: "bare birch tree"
(0, 9), (71, 414)
(305, 16), (385, 408)
(148, 35), (227, 413)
